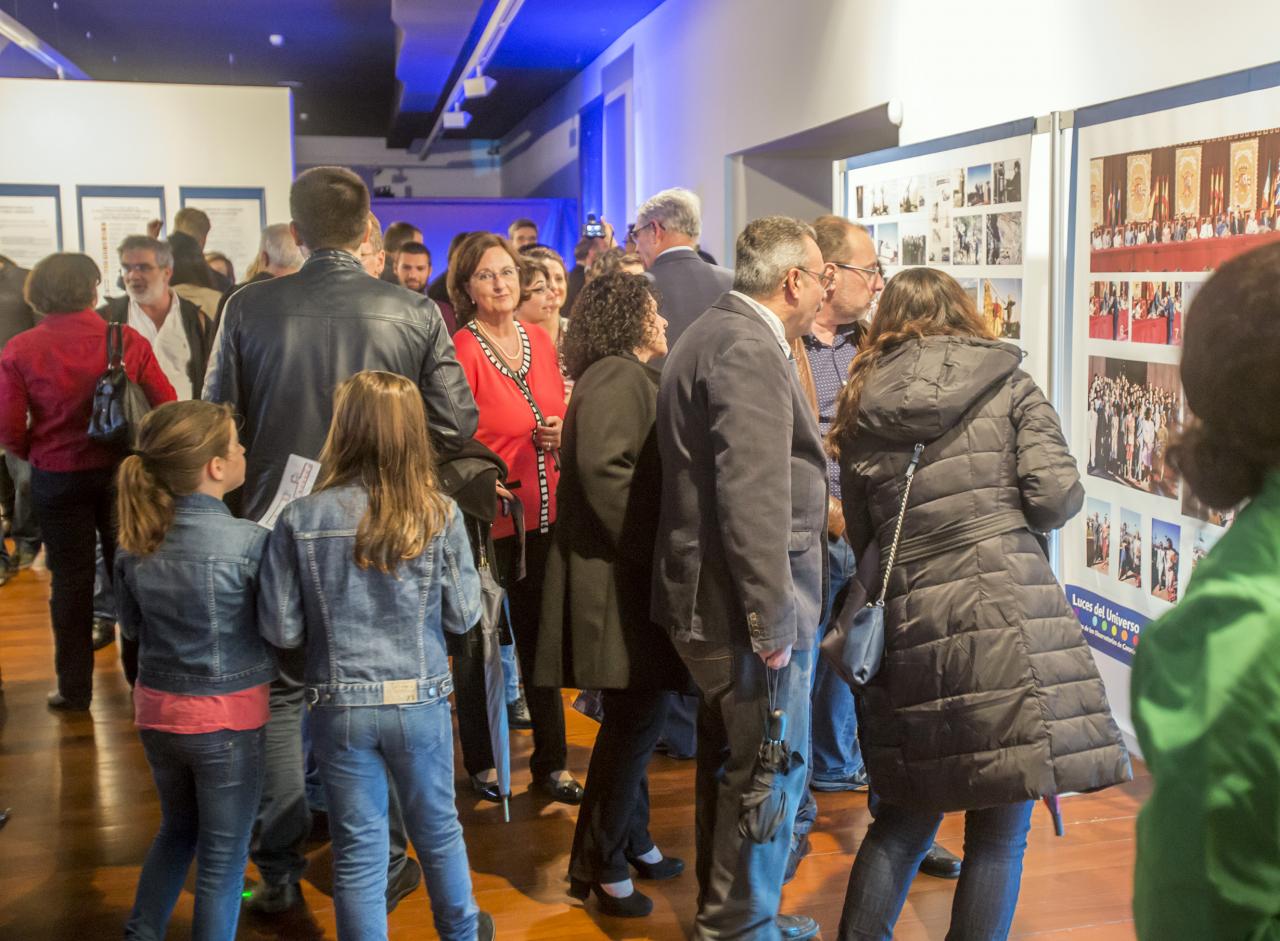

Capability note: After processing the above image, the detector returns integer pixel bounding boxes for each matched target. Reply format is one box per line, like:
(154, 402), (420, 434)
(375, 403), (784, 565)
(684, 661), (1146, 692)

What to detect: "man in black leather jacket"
(203, 166), (478, 522)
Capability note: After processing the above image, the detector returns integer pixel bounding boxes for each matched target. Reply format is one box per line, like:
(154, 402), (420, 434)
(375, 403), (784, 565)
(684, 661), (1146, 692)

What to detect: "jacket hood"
(857, 336), (1023, 442)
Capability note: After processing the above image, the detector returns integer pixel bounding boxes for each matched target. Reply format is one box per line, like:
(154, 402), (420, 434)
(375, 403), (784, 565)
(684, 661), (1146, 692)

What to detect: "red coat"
(454, 322), (566, 540)
(0, 308), (176, 471)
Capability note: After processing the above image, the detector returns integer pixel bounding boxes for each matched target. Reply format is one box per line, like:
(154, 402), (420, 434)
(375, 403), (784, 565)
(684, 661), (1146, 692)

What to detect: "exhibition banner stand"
(840, 118), (1051, 388)
(1060, 62), (1280, 741)
(0, 184), (62, 267)
(77, 185), (166, 297)
(180, 186), (267, 284)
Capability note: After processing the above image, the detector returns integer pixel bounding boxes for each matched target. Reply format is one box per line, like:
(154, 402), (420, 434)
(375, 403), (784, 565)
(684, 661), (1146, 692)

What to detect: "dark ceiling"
(1, 0), (667, 146)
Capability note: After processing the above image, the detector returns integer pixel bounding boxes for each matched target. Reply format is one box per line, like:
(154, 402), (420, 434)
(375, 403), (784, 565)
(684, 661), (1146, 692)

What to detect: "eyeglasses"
(832, 260), (885, 282)
(795, 265), (835, 289)
(633, 220), (661, 239)
(471, 266), (518, 285)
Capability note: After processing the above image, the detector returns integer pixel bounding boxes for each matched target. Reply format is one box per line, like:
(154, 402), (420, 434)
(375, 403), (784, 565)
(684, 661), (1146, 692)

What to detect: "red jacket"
(0, 308), (176, 472)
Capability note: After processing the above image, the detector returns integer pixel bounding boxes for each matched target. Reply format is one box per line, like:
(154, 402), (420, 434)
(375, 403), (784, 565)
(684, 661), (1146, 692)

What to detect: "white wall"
(500, 0), (1280, 258)
(0, 78), (294, 247)
(295, 135), (502, 199)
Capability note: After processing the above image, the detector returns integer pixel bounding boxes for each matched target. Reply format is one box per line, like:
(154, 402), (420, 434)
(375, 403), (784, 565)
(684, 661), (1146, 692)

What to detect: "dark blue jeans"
(810, 537), (861, 781)
(838, 800), (1034, 941)
(125, 727), (265, 941)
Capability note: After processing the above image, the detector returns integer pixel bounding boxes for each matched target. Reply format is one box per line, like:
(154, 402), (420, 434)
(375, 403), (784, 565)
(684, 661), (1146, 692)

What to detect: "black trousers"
(452, 529), (568, 780)
(569, 688), (671, 884)
(31, 466), (136, 703)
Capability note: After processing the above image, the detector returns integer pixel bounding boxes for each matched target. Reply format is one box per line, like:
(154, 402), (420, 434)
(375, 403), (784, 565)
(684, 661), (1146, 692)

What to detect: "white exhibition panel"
(1062, 80), (1280, 741)
(841, 125), (1051, 392)
(0, 78), (292, 288)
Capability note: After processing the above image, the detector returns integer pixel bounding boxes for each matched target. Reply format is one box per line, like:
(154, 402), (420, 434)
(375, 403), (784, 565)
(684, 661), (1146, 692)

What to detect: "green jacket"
(1132, 472), (1280, 940)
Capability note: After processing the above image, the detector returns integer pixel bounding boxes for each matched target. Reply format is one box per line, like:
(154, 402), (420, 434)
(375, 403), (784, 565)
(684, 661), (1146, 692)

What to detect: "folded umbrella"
(738, 666), (805, 844)
(475, 537), (512, 822)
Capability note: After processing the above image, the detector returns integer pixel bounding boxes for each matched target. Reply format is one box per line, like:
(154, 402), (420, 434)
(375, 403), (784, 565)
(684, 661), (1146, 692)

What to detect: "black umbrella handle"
(768, 708), (786, 743)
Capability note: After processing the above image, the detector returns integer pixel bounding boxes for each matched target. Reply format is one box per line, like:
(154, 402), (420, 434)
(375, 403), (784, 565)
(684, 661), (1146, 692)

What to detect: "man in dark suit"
(634, 186), (734, 757)
(0, 254), (39, 582)
(635, 187), (734, 352)
(652, 216), (829, 941)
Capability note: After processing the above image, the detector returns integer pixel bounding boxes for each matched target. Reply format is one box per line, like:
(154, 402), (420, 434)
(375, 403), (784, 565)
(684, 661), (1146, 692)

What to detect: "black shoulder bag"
(87, 320), (153, 450)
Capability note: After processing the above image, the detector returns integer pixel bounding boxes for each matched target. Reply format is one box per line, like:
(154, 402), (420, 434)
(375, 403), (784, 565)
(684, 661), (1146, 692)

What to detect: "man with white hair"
(215, 223), (306, 320)
(652, 216), (830, 941)
(634, 187), (733, 351)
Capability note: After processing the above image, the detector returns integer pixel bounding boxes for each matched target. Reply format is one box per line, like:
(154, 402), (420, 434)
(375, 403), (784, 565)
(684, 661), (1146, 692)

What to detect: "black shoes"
(243, 879), (302, 915)
(919, 842), (963, 879)
(92, 618), (116, 652)
(783, 832), (810, 884)
(46, 691), (90, 712)
(535, 774), (583, 805)
(476, 911), (496, 941)
(386, 857), (422, 913)
(776, 913), (820, 939)
(507, 694), (533, 730)
(469, 774), (503, 804)
(626, 852), (684, 881)
(568, 878), (654, 918)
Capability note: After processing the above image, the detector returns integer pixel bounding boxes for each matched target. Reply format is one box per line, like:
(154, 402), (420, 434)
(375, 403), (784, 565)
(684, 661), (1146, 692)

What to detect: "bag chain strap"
(876, 442), (925, 606)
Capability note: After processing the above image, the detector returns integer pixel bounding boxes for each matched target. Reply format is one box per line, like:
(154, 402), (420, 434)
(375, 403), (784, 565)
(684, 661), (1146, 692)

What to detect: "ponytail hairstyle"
(1168, 241), (1280, 508)
(117, 401), (237, 555)
(316, 370), (450, 573)
(829, 267), (995, 460)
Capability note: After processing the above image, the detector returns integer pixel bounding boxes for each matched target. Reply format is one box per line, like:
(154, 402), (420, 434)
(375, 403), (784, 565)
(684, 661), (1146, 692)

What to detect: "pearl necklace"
(474, 320), (522, 362)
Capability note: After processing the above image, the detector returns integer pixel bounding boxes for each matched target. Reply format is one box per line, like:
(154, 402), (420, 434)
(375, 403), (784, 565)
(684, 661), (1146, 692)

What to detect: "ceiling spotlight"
(269, 34), (285, 47)
(463, 74), (496, 99)
(442, 109), (472, 130)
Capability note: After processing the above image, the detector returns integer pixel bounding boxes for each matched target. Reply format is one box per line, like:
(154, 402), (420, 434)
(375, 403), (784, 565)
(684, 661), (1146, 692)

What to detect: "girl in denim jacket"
(115, 401), (274, 941)
(259, 370), (493, 941)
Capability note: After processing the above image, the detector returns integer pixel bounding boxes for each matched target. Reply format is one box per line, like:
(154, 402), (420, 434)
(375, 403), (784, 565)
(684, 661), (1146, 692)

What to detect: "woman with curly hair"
(1131, 242), (1280, 941)
(536, 272), (688, 918)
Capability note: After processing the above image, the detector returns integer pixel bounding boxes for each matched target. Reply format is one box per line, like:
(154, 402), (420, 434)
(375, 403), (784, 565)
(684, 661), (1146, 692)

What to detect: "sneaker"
(244, 879), (301, 915)
(386, 857), (422, 913)
(811, 767), (870, 792)
(477, 911), (496, 941)
(507, 693), (533, 730)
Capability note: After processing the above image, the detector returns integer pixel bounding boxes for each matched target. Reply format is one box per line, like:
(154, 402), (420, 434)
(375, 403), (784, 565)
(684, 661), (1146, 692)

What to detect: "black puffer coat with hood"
(840, 335), (1130, 812)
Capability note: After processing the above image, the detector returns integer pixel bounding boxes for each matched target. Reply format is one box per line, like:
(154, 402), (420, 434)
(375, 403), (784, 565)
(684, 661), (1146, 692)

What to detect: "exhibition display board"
(1060, 63), (1280, 738)
(179, 186), (267, 285)
(0, 184), (61, 267)
(842, 119), (1049, 387)
(77, 185), (166, 297)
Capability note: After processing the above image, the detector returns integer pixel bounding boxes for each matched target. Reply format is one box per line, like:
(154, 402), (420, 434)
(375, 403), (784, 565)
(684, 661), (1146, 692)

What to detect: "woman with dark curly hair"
(1131, 242), (1280, 941)
(536, 272), (688, 918)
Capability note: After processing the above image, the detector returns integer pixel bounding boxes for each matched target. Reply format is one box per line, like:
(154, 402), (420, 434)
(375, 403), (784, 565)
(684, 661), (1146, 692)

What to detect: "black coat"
(98, 294), (212, 399)
(536, 354), (687, 691)
(841, 336), (1130, 811)
(0, 260), (35, 350)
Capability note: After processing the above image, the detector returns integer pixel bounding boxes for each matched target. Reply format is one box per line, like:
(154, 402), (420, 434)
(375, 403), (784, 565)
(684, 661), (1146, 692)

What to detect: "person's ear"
(289, 222), (305, 250)
(206, 454), (227, 483)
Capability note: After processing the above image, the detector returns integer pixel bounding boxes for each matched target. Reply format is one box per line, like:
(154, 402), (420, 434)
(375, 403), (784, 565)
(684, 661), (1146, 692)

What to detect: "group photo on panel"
(5, 149), (1275, 941)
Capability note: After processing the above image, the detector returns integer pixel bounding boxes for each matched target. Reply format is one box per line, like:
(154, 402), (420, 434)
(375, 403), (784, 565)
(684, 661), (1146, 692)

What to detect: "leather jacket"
(203, 249), (479, 521)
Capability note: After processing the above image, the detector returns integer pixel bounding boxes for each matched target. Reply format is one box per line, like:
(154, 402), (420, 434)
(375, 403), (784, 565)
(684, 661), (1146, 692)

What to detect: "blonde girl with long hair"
(114, 400), (274, 941)
(258, 370), (493, 941)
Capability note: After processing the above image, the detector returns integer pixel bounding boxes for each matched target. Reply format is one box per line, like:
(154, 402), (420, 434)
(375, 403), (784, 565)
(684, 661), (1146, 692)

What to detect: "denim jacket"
(116, 493), (276, 695)
(258, 485), (481, 707)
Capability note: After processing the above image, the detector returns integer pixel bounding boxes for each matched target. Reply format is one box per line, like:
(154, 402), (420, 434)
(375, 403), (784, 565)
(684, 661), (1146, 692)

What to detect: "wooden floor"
(0, 560), (1148, 940)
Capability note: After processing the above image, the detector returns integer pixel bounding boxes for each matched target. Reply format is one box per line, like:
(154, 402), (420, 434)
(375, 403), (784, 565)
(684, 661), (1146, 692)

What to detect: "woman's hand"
(535, 416), (563, 451)
(496, 482), (514, 502)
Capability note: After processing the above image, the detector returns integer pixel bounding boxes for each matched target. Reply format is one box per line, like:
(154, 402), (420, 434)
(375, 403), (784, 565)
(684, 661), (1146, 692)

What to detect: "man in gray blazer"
(652, 216), (830, 941)
(635, 187), (734, 353)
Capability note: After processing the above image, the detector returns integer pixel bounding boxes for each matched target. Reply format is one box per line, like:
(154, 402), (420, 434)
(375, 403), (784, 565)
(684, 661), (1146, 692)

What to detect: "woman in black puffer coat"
(829, 268), (1129, 941)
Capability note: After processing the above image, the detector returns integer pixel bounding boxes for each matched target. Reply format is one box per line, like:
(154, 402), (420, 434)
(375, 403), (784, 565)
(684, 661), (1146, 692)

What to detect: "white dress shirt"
(129, 290), (193, 400)
(730, 290), (789, 358)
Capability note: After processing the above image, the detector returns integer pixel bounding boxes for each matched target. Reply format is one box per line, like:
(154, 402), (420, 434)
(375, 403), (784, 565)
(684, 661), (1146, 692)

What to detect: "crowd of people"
(34, 161), (1280, 941)
(1090, 206), (1280, 250)
(1087, 371), (1177, 489)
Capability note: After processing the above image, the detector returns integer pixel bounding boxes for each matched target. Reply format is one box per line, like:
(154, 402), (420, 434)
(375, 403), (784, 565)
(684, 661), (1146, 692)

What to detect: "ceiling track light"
(463, 73), (496, 99)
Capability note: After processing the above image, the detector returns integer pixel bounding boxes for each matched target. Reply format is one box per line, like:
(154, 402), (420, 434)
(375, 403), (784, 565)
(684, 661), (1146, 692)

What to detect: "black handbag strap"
(876, 442), (924, 606)
(106, 319), (125, 370)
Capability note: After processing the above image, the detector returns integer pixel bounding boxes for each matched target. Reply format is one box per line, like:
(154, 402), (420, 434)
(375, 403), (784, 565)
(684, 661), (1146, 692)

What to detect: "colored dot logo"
(1122, 630), (1129, 642)
(1109, 623), (1117, 636)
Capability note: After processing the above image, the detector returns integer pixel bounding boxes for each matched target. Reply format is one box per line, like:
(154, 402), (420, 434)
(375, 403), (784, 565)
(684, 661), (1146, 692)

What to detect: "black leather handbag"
(820, 442), (924, 691)
(87, 320), (152, 450)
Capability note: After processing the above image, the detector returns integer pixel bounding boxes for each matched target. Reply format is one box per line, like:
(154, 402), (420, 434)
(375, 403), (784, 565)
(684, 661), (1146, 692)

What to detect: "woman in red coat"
(0, 253), (175, 710)
(448, 233), (581, 804)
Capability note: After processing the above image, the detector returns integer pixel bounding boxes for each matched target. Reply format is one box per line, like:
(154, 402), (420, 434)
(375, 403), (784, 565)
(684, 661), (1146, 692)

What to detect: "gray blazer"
(651, 291), (828, 653)
(647, 248), (733, 352)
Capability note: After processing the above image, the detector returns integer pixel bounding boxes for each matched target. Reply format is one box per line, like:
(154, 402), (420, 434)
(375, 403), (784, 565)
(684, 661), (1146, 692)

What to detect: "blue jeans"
(313, 701), (478, 941)
(126, 727), (265, 941)
(838, 800), (1034, 941)
(811, 537), (861, 781)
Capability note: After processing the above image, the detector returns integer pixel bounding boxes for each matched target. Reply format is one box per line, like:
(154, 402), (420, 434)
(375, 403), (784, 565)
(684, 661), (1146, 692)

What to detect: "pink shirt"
(133, 682), (270, 734)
